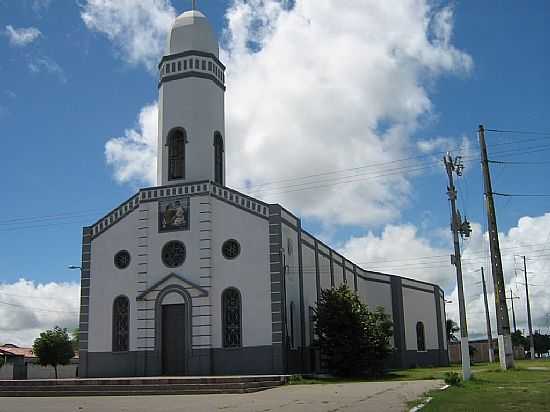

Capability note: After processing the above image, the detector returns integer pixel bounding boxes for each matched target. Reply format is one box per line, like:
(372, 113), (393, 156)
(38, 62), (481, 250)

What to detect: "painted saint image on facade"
(159, 197), (190, 232)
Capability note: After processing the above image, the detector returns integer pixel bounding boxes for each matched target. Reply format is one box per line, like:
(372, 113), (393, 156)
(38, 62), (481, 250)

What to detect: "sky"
(0, 0), (549, 346)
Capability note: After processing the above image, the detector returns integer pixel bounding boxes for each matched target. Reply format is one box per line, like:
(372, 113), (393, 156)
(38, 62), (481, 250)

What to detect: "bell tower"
(157, 4), (226, 186)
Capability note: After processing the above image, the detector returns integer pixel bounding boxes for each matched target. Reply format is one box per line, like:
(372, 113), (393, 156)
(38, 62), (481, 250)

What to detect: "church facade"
(78, 7), (448, 378)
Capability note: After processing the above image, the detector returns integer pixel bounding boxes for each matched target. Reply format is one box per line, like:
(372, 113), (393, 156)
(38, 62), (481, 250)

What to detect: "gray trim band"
(314, 239), (321, 302)
(402, 284), (434, 294)
(391, 276), (406, 365)
(159, 71), (226, 91)
(159, 50), (226, 71)
(297, 220), (306, 351)
(329, 250), (335, 287)
(79, 227), (92, 374)
(356, 274), (391, 285)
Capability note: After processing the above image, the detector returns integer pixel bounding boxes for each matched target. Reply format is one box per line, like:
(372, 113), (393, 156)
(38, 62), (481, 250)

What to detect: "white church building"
(78, 6), (448, 378)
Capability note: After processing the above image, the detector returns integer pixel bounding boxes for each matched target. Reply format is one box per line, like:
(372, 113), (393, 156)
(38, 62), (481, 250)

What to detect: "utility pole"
(522, 256), (535, 359)
(478, 125), (514, 369)
(506, 289), (520, 333)
(481, 267), (494, 363)
(444, 153), (472, 380)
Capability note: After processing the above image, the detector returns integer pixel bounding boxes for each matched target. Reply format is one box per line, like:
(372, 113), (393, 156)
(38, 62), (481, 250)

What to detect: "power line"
(489, 160), (550, 165)
(493, 192), (550, 198)
(486, 129), (550, 136)
(0, 300), (78, 314)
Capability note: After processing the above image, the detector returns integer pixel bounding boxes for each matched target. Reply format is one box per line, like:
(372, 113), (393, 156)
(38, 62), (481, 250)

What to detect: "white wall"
(89, 210), (141, 352)
(402, 285), (439, 351)
(318, 253), (331, 292)
(333, 260), (344, 287)
(357, 277), (393, 315)
(440, 295), (448, 350)
(158, 73), (225, 185)
(210, 197), (271, 348)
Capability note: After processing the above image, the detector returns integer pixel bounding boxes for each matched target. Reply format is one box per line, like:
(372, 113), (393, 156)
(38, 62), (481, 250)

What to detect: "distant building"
(0, 344), (78, 380)
(79, 5), (449, 378)
(448, 339), (525, 363)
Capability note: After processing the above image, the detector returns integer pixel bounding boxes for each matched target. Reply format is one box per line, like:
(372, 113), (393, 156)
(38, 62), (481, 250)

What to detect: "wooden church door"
(161, 303), (187, 375)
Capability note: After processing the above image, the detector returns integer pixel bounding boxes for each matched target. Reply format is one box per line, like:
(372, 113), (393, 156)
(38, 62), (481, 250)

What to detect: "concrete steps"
(0, 375), (289, 397)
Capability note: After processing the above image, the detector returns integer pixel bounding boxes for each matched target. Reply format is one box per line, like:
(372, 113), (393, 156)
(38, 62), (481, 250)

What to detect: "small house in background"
(0, 344), (79, 380)
(448, 339), (525, 364)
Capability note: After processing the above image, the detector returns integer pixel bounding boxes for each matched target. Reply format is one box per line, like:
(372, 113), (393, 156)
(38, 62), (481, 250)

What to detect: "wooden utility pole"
(481, 267), (494, 363)
(507, 289), (519, 333)
(444, 153), (472, 380)
(478, 124), (514, 369)
(523, 256), (535, 359)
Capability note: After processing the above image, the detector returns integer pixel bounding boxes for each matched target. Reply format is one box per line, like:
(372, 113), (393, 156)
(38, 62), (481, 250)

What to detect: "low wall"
(0, 364), (14, 379)
(27, 363), (78, 379)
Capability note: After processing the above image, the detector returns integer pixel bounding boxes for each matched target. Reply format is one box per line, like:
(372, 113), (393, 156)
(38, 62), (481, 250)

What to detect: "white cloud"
(338, 213), (550, 339)
(4, 25), (42, 47)
(0, 279), (79, 347)
(93, 0), (472, 227)
(31, 0), (53, 14)
(105, 102), (158, 185)
(80, 0), (176, 72)
(28, 56), (67, 83)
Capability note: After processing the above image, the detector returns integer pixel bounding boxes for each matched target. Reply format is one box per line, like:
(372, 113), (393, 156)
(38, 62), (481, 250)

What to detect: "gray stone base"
(82, 346), (278, 378)
(80, 346), (448, 378)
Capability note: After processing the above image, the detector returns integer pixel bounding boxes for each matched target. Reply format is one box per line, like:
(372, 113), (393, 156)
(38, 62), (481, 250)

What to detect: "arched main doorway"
(157, 289), (189, 375)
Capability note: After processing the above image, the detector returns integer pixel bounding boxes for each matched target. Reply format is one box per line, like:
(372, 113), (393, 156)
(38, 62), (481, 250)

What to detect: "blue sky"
(0, 1), (549, 341)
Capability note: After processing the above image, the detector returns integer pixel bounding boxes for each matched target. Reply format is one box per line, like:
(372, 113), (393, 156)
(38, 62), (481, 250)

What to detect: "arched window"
(416, 321), (426, 352)
(113, 296), (130, 352)
(222, 288), (241, 348)
(213, 132), (224, 185)
(168, 129), (186, 180)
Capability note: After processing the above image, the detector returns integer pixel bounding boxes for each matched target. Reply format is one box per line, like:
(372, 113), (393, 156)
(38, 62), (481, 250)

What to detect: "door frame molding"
(155, 285), (192, 374)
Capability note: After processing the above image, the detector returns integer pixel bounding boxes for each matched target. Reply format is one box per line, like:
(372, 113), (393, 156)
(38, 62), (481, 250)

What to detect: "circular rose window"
(222, 239), (241, 260)
(114, 250), (131, 269)
(162, 240), (186, 268)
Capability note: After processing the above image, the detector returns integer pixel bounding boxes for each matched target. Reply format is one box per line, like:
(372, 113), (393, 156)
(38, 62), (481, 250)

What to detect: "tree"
(32, 327), (75, 379)
(71, 328), (80, 352)
(532, 331), (550, 357)
(313, 285), (393, 377)
(446, 319), (459, 343)
(511, 330), (528, 348)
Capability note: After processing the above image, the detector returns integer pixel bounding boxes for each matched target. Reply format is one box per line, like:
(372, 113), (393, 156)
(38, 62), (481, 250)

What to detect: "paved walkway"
(0, 380), (442, 412)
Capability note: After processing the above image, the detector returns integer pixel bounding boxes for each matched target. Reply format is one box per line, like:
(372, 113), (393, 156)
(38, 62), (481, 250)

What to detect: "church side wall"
(88, 211), (141, 354)
(209, 196), (273, 374)
(275, 206), (447, 371)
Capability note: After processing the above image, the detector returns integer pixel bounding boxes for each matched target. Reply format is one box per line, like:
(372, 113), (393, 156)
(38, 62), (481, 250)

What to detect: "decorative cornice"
(158, 50), (226, 71)
(158, 71), (226, 91)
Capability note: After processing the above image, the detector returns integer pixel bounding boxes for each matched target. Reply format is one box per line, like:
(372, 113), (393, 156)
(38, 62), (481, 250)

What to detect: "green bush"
(444, 371), (462, 386)
(313, 285), (393, 377)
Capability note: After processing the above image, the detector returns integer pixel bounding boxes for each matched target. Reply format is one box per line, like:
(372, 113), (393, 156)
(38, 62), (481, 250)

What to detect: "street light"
(68, 265), (81, 270)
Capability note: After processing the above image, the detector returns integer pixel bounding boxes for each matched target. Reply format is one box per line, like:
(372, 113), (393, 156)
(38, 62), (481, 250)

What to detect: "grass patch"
(418, 359), (550, 412)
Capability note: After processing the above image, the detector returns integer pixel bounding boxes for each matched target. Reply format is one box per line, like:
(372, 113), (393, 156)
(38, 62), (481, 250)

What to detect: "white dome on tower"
(167, 10), (219, 57)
